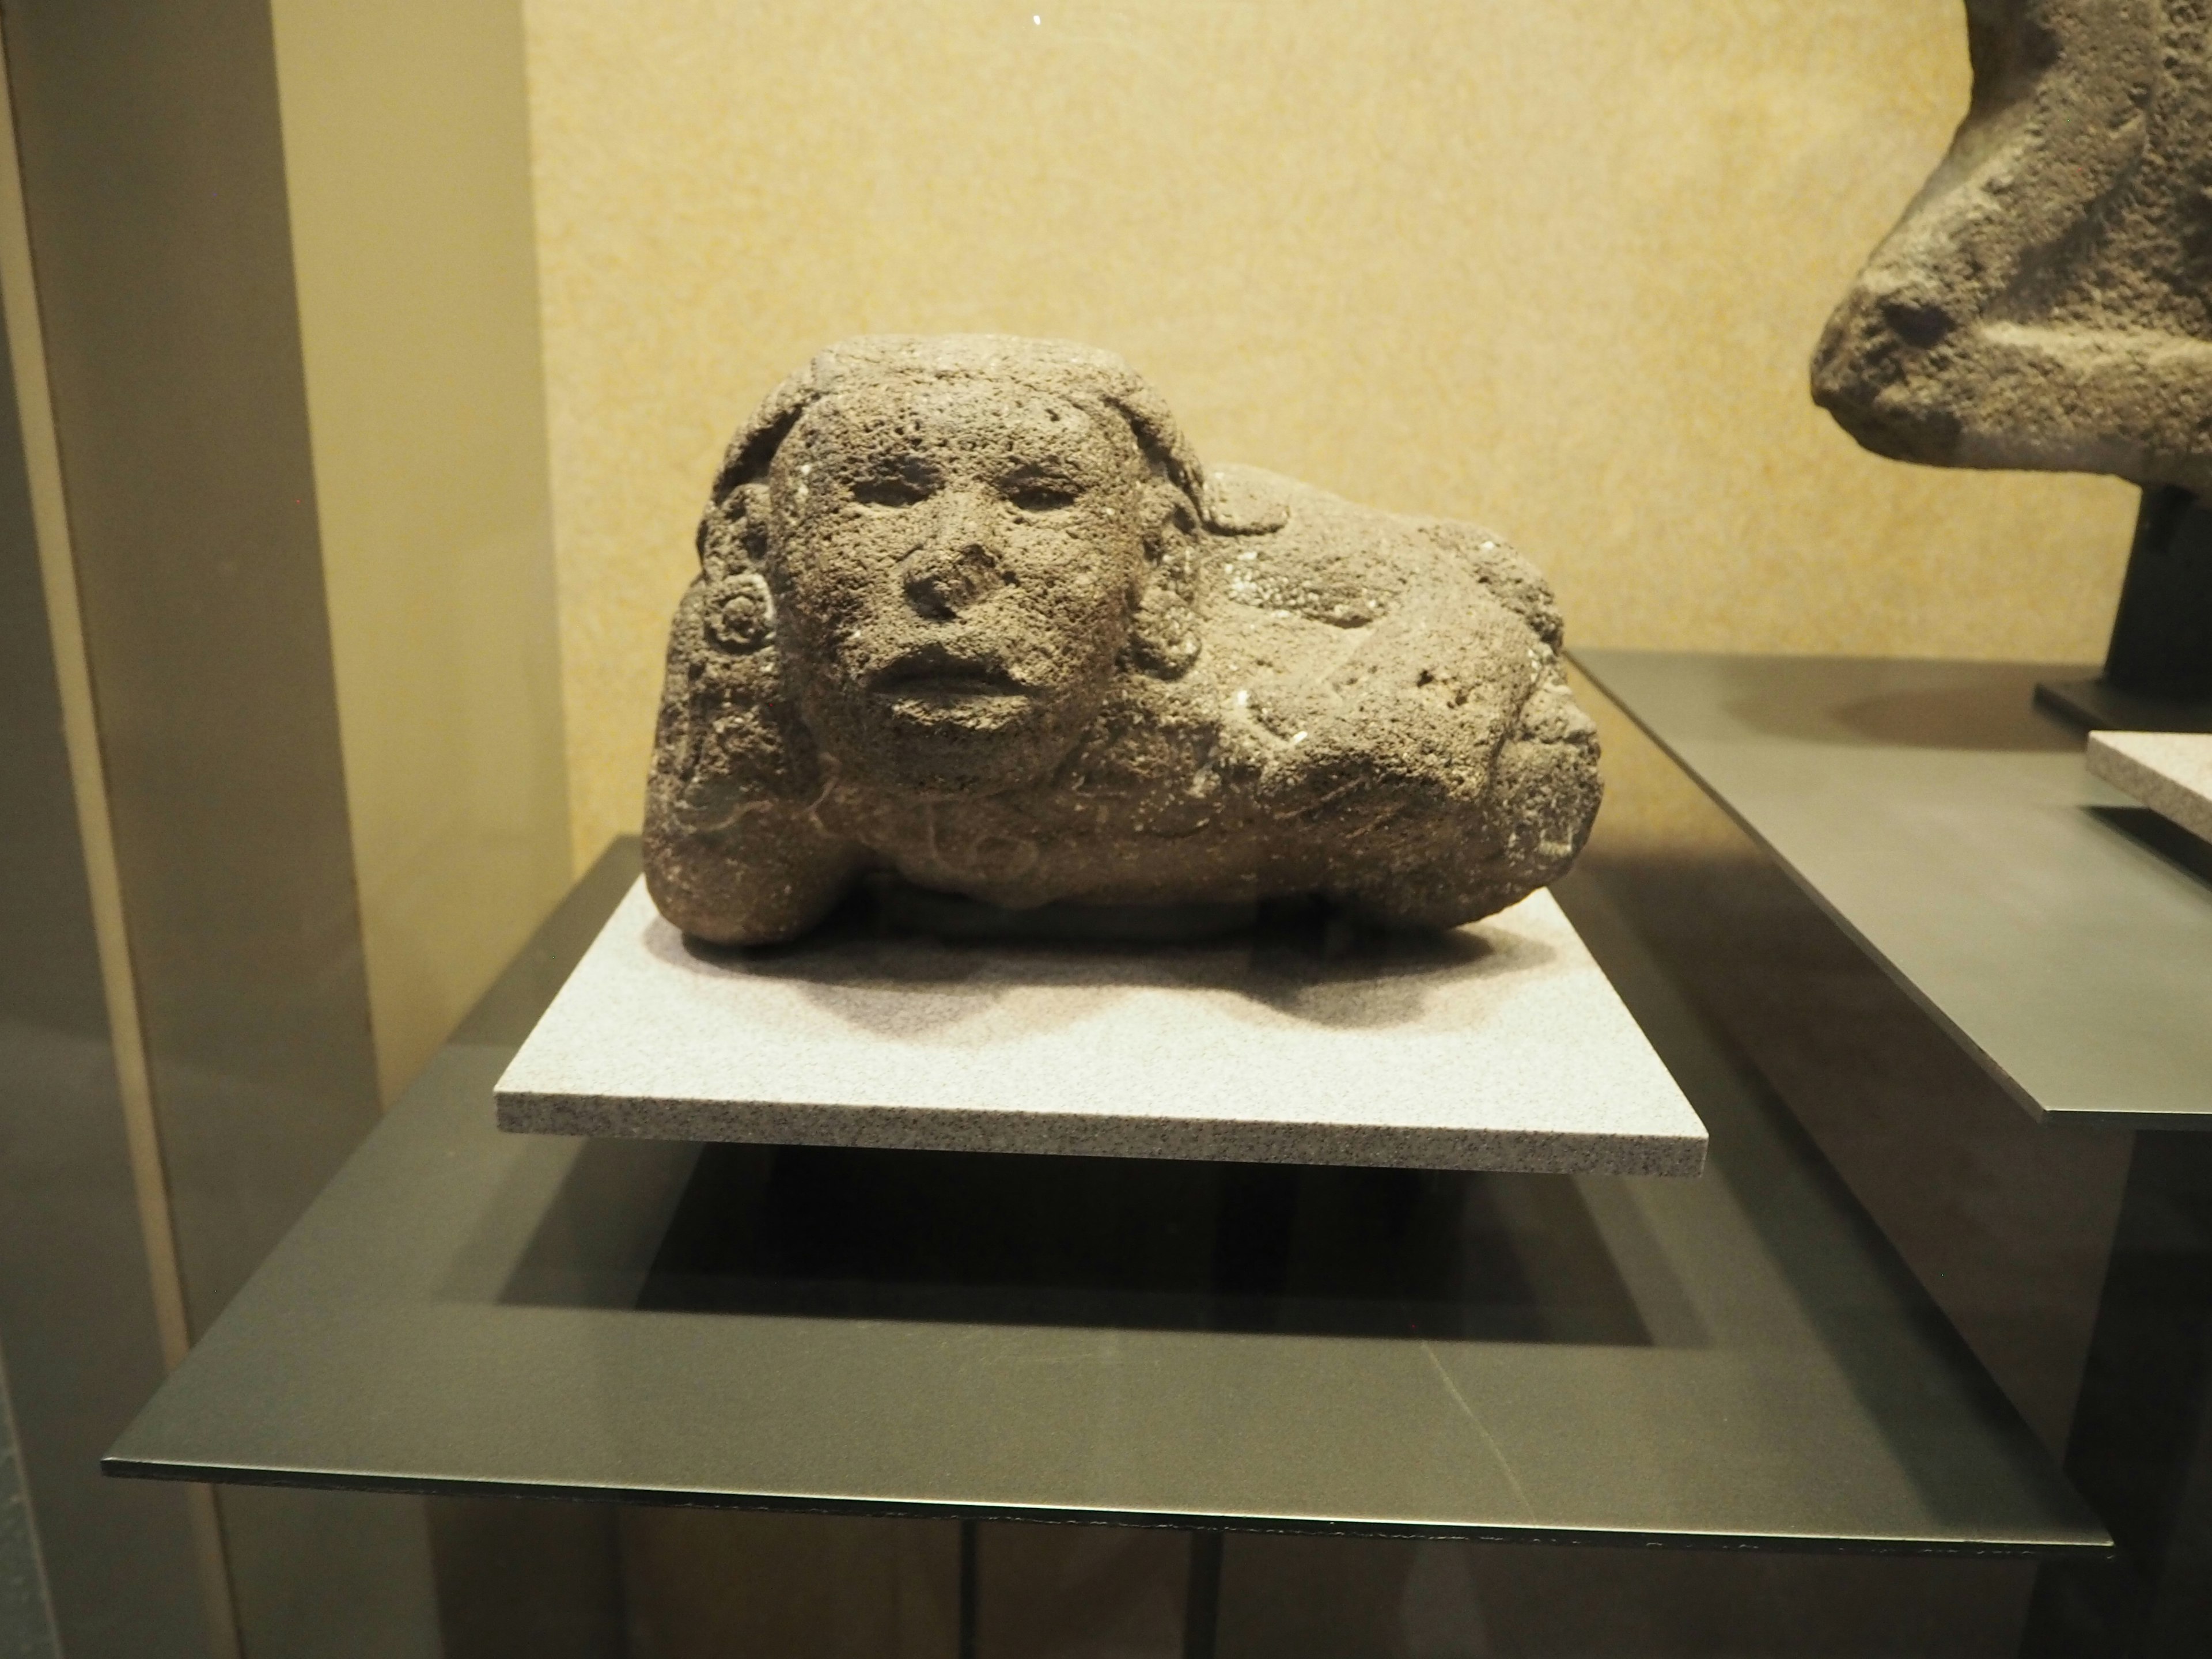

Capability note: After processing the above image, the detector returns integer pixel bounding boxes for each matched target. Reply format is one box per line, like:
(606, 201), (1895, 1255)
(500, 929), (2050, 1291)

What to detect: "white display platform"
(2089, 731), (2212, 844)
(494, 879), (1707, 1176)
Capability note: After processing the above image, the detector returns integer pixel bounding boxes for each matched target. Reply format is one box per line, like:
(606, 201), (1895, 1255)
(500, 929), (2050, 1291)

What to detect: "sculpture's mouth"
(873, 646), (1024, 695)
(870, 646), (1031, 720)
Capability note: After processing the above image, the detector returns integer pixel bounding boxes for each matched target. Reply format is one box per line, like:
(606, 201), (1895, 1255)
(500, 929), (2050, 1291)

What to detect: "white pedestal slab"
(2089, 731), (2212, 844)
(494, 879), (1707, 1176)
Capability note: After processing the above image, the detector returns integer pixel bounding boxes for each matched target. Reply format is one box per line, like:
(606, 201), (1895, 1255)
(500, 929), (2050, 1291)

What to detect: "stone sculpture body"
(645, 336), (1600, 945)
(1814, 0), (2212, 493)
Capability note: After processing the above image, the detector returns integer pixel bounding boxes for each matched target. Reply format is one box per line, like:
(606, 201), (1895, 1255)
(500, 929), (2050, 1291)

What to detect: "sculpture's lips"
(870, 648), (1028, 704)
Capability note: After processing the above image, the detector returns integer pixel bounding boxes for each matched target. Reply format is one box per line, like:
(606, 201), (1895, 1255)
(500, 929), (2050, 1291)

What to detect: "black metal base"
(2048, 485), (2212, 731)
(1184, 1531), (1224, 1659)
(2032, 677), (2212, 734)
(2022, 1132), (2212, 1658)
(955, 1521), (1225, 1657)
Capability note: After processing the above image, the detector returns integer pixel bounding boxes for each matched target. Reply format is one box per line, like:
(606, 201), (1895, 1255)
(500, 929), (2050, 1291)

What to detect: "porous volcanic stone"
(2087, 730), (2212, 843)
(645, 335), (1601, 945)
(1814, 0), (2212, 492)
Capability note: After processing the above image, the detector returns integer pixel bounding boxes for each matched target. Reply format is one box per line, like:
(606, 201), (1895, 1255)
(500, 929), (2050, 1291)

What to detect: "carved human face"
(766, 376), (1151, 795)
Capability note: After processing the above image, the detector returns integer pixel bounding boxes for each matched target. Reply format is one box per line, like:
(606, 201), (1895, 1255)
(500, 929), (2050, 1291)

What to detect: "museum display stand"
(492, 876), (1707, 1177)
(106, 835), (2108, 1656)
(2033, 486), (2212, 736)
(1577, 649), (2212, 1658)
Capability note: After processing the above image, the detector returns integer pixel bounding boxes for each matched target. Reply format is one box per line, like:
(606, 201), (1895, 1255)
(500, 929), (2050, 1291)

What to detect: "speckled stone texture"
(1814, 0), (2212, 491)
(2088, 730), (2212, 842)
(495, 879), (1707, 1176)
(645, 335), (1601, 945)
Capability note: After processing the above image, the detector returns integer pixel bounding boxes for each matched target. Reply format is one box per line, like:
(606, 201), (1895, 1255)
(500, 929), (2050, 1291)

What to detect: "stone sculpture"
(1812, 0), (2212, 494)
(644, 335), (1600, 945)
(1813, 0), (2212, 721)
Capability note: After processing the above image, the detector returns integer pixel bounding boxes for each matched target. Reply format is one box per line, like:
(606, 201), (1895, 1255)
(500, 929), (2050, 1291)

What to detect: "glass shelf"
(1574, 651), (2212, 1128)
(105, 842), (2104, 1555)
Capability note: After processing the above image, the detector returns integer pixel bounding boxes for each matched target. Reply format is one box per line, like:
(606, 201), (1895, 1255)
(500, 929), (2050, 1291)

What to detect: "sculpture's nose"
(903, 494), (1003, 619)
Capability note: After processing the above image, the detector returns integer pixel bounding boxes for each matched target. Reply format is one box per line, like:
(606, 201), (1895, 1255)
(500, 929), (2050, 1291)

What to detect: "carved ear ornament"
(702, 570), (774, 654)
(1123, 581), (1202, 678)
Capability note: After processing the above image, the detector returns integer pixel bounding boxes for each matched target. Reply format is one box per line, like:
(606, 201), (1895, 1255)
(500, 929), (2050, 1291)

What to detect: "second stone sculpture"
(1813, 0), (2212, 494)
(645, 335), (1600, 945)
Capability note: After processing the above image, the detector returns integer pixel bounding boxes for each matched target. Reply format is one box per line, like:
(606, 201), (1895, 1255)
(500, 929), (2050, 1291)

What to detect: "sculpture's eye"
(1005, 475), (1080, 513)
(851, 468), (934, 508)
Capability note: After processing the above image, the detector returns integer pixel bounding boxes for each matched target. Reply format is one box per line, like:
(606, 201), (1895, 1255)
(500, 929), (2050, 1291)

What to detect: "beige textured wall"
(274, 0), (572, 1101)
(524, 0), (2139, 868)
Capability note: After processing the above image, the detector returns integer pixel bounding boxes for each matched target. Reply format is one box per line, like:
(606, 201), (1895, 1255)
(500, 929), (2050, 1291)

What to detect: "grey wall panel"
(1, 1), (442, 1651)
(0, 0), (383, 1334)
(0, 1370), (59, 1659)
(0, 203), (212, 1656)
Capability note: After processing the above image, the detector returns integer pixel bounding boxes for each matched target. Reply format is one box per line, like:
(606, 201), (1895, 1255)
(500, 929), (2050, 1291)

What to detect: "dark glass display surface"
(1575, 651), (2212, 1127)
(103, 839), (2101, 1555)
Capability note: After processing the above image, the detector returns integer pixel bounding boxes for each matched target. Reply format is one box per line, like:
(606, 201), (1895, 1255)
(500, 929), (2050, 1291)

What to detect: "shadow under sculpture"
(645, 335), (1601, 946)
